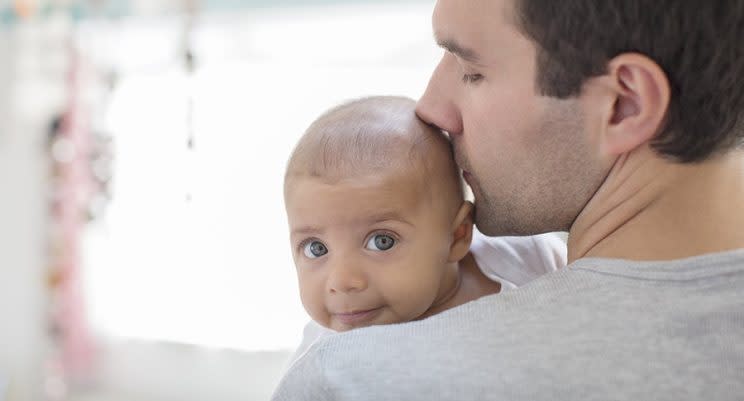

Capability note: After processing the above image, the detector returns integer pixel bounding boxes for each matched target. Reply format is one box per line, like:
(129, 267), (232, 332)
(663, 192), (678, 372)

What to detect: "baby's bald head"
(285, 96), (464, 220)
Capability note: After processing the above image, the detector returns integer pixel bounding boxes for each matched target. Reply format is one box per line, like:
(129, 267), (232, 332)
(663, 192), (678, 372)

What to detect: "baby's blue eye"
(366, 234), (395, 251)
(303, 241), (328, 258)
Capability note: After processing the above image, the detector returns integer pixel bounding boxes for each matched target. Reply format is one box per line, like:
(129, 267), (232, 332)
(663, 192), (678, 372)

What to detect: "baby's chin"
(327, 307), (407, 331)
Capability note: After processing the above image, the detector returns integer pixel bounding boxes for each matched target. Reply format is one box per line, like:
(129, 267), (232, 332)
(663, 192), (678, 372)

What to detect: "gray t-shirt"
(272, 249), (744, 400)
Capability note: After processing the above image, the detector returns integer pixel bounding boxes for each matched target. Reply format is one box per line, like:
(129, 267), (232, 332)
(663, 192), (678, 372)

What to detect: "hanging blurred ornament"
(182, 0), (200, 202)
(51, 136), (76, 163)
(13, 0), (38, 19)
(86, 131), (114, 221)
(43, 39), (97, 396)
(42, 358), (67, 401)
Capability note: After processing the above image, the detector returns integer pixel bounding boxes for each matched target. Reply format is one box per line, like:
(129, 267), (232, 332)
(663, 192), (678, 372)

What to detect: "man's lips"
(332, 307), (383, 326)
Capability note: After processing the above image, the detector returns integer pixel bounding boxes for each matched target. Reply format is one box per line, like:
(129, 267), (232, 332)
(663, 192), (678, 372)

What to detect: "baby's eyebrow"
(290, 211), (414, 238)
(291, 226), (324, 236)
(366, 211), (415, 227)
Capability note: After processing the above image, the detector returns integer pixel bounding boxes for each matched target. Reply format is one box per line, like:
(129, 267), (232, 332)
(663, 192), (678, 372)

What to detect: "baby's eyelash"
(297, 238), (314, 253)
(366, 230), (400, 242)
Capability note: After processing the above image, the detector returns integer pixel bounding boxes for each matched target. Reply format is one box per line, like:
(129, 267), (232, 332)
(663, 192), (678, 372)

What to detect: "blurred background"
(0, 0), (439, 399)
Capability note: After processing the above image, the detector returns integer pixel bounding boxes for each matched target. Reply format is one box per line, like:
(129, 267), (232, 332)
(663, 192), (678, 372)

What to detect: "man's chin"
(473, 205), (522, 237)
(472, 206), (499, 236)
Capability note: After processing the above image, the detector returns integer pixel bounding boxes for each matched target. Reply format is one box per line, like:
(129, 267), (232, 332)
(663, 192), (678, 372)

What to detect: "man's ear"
(599, 53), (671, 156)
(448, 201), (474, 263)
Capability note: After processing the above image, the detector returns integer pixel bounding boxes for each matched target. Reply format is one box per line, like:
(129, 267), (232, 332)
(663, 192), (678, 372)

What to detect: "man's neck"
(568, 147), (744, 263)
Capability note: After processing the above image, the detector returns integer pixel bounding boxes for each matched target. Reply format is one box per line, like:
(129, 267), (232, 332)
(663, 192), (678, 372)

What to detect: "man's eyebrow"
(436, 36), (481, 63)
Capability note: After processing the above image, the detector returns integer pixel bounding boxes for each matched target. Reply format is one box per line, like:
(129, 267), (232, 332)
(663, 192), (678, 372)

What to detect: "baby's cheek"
(385, 289), (435, 322)
(299, 284), (327, 323)
(306, 303), (332, 329)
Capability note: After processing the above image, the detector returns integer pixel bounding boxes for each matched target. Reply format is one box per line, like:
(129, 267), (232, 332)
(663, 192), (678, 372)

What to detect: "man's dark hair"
(515, 0), (744, 162)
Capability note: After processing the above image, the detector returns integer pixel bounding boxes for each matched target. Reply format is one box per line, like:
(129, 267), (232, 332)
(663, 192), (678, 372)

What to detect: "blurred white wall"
(69, 339), (292, 401)
(72, 4), (440, 400)
(1, 2), (440, 400)
(78, 0), (440, 352)
(0, 20), (69, 401)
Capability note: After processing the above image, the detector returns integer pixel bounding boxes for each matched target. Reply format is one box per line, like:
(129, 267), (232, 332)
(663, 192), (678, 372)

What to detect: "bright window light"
(81, 2), (440, 352)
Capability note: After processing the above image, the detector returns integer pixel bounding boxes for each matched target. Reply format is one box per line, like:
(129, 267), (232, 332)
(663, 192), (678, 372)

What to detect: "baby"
(283, 96), (566, 358)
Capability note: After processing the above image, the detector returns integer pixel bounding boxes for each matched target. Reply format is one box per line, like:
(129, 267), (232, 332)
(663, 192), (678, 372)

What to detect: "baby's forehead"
(285, 96), (462, 218)
(286, 166), (429, 204)
(286, 130), (460, 206)
(285, 171), (438, 231)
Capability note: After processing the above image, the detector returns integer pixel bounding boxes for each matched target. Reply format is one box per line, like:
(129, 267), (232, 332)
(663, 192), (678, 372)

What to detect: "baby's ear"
(448, 201), (474, 263)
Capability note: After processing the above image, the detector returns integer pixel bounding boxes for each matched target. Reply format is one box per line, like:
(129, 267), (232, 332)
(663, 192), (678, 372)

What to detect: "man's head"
(284, 96), (473, 331)
(416, 0), (744, 236)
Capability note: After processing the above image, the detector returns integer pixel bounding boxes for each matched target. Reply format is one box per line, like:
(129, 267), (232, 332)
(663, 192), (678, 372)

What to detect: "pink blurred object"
(47, 42), (96, 384)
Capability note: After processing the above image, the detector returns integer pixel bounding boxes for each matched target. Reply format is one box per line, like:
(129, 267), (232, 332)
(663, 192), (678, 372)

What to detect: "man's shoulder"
(274, 252), (744, 400)
(295, 249), (744, 352)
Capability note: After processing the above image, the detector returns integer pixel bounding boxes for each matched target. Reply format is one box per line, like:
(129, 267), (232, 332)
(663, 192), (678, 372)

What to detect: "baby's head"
(284, 96), (473, 331)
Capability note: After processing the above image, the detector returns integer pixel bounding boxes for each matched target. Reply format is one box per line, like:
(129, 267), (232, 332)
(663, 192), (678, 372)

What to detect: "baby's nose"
(326, 260), (368, 294)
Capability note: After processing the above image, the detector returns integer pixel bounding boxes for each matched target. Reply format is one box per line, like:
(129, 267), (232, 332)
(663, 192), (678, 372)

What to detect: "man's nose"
(326, 258), (368, 294)
(415, 54), (463, 136)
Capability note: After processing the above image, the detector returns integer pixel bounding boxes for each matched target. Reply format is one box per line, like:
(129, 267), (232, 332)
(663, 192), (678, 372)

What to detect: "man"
(272, 1), (744, 399)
